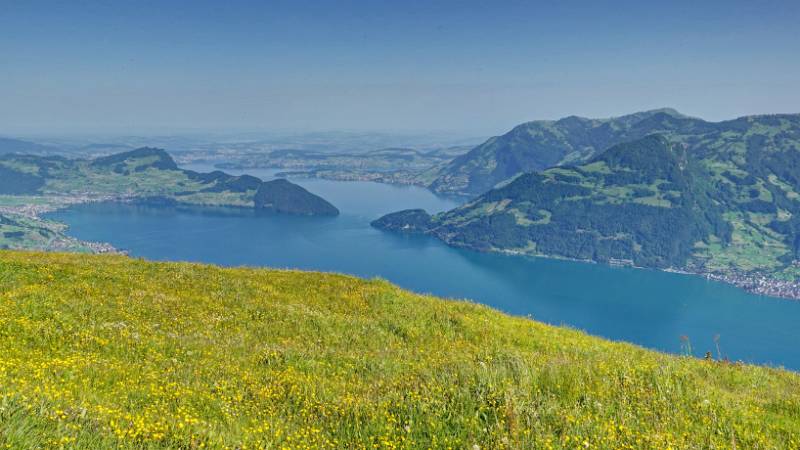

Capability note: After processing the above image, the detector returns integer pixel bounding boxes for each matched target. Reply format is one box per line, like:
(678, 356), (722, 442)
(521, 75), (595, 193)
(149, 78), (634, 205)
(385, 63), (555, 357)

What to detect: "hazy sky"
(1, 0), (798, 136)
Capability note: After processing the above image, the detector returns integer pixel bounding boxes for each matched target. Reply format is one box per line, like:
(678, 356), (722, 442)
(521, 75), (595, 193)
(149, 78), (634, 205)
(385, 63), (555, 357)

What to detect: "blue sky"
(1, 0), (798, 135)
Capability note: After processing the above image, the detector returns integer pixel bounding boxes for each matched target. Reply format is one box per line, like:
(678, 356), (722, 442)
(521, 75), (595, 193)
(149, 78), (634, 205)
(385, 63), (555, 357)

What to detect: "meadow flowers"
(0, 251), (798, 448)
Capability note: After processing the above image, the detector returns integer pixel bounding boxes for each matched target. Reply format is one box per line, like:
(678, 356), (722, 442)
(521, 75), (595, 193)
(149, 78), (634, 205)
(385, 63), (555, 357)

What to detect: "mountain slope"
(0, 148), (339, 252)
(254, 178), (339, 215)
(0, 213), (101, 253)
(0, 136), (60, 155)
(0, 250), (798, 448)
(0, 148), (338, 216)
(428, 109), (800, 197)
(375, 130), (800, 297)
(429, 108), (688, 195)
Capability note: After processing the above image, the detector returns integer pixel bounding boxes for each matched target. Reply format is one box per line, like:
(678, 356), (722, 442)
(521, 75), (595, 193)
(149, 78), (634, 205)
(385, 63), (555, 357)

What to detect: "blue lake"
(48, 164), (800, 370)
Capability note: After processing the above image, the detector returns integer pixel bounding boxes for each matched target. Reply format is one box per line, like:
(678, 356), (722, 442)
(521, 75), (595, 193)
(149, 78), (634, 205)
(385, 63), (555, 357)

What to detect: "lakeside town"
(708, 267), (800, 301)
(0, 194), (123, 254)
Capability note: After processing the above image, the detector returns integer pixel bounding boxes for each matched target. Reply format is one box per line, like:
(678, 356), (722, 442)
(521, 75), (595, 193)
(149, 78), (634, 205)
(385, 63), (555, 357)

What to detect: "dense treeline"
(431, 109), (800, 196)
(433, 136), (733, 267)
(254, 179), (339, 216)
(0, 166), (44, 195)
(90, 147), (179, 171)
(376, 129), (800, 274)
(0, 148), (339, 216)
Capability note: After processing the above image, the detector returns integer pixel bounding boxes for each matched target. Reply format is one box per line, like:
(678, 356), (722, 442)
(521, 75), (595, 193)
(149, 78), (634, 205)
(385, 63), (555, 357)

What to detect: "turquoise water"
(47, 165), (800, 370)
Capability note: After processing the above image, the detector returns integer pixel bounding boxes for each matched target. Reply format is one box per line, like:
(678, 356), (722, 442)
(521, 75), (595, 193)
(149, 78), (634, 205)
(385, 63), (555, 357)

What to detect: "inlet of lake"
(47, 164), (800, 370)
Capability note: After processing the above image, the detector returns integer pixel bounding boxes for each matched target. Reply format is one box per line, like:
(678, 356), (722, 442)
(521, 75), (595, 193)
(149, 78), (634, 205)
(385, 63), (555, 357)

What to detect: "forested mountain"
(0, 148), (338, 216)
(0, 136), (60, 155)
(427, 109), (800, 197)
(254, 178), (340, 215)
(376, 117), (800, 297)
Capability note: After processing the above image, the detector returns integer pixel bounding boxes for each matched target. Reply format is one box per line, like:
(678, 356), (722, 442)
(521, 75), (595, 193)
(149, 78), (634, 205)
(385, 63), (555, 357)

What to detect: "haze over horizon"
(1, 0), (798, 136)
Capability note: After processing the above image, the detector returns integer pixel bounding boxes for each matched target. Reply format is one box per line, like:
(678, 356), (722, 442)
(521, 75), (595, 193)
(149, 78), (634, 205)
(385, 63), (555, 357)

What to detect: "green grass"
(0, 215), (92, 253)
(0, 251), (799, 449)
(698, 213), (790, 272)
(42, 165), (206, 197)
(768, 174), (800, 200)
(0, 196), (53, 207)
(0, 154), (236, 205)
(578, 161), (612, 174)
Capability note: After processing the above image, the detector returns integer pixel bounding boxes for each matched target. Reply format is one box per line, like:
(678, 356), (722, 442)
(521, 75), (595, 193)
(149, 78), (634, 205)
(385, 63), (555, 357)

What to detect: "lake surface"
(48, 164), (800, 370)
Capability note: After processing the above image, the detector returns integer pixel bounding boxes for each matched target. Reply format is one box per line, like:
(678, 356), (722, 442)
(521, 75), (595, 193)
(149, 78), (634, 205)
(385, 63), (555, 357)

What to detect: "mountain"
(427, 108), (800, 197)
(428, 108), (688, 196)
(254, 178), (339, 215)
(0, 148), (338, 216)
(78, 143), (135, 153)
(381, 136), (721, 265)
(375, 116), (800, 297)
(0, 136), (61, 155)
(90, 147), (180, 171)
(0, 165), (46, 195)
(1, 250), (797, 448)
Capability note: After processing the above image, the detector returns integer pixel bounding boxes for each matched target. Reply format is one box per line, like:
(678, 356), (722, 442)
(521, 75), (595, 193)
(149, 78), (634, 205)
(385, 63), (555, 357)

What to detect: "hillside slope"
(0, 148), (338, 216)
(376, 132), (800, 298)
(429, 109), (800, 196)
(0, 136), (60, 155)
(0, 148), (338, 252)
(0, 251), (798, 449)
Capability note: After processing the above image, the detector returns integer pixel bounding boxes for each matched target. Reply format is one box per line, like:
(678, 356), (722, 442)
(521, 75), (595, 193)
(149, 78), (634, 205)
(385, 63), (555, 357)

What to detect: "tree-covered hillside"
(375, 129), (800, 298)
(0, 148), (338, 216)
(0, 148), (338, 252)
(0, 136), (60, 155)
(429, 109), (800, 197)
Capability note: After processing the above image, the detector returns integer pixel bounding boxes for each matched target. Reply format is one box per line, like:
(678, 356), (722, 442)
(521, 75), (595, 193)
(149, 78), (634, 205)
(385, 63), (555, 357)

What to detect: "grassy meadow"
(0, 251), (798, 449)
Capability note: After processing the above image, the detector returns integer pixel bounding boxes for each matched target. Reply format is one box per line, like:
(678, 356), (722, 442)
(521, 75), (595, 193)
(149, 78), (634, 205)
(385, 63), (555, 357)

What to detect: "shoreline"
(265, 166), (800, 302)
(0, 194), (126, 255)
(428, 232), (800, 301)
(9, 191), (800, 301)
(703, 271), (800, 300)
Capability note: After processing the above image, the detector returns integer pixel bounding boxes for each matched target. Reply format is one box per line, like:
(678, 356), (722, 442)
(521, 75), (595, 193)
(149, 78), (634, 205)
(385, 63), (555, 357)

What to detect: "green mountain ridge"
(375, 129), (800, 298)
(0, 136), (61, 155)
(428, 109), (800, 197)
(0, 147), (338, 216)
(254, 178), (340, 216)
(0, 148), (338, 252)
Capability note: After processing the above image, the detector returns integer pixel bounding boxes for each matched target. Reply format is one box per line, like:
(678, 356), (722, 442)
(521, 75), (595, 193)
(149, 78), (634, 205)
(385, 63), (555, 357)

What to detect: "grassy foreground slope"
(0, 252), (799, 449)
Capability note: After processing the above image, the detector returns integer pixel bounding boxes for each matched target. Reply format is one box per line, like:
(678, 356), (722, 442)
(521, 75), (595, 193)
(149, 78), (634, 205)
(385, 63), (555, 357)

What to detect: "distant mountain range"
(426, 108), (800, 197)
(0, 147), (338, 216)
(376, 110), (800, 298)
(0, 137), (61, 155)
